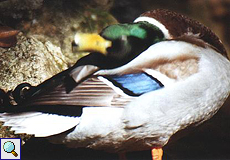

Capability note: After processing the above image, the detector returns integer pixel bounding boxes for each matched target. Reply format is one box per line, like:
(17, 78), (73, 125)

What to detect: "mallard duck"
(1, 9), (230, 160)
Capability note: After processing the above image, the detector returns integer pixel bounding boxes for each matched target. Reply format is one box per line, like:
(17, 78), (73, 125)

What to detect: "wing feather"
(25, 76), (135, 108)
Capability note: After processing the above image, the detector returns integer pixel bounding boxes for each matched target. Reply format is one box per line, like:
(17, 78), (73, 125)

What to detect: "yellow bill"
(72, 33), (112, 55)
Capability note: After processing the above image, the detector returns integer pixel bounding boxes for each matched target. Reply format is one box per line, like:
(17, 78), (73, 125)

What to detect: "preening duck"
(1, 9), (230, 160)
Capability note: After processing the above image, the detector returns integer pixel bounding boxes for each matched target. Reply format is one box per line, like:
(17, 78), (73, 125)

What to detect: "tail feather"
(0, 112), (80, 137)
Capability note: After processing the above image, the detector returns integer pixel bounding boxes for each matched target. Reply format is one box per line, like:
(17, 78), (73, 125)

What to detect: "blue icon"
(3, 141), (18, 157)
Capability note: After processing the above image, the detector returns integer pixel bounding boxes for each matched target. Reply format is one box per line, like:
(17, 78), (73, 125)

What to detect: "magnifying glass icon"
(3, 141), (18, 157)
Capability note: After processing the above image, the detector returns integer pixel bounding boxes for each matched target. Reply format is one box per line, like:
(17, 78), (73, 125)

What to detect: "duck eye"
(106, 38), (123, 53)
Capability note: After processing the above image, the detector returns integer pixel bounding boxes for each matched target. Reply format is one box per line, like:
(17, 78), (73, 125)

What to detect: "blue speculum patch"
(104, 73), (164, 96)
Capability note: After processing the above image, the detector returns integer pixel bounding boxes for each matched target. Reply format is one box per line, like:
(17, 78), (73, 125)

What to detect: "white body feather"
(61, 42), (230, 151)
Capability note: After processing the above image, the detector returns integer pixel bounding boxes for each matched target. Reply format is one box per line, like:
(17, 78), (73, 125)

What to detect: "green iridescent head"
(100, 21), (165, 60)
(72, 21), (166, 68)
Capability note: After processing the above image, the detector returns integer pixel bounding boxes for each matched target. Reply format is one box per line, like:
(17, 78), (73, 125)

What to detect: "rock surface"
(0, 33), (68, 91)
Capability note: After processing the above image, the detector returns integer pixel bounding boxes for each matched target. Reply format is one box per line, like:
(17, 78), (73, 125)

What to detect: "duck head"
(99, 21), (165, 60)
(72, 20), (166, 68)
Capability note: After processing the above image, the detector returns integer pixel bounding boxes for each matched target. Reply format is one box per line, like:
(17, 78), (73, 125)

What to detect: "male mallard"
(1, 9), (230, 160)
